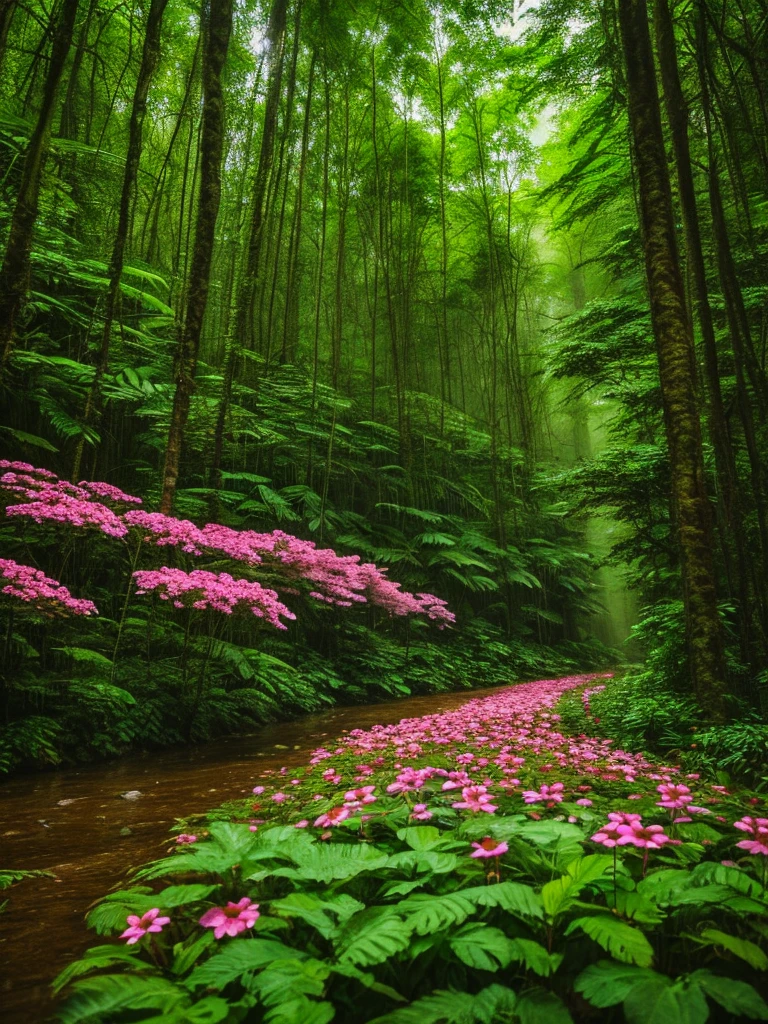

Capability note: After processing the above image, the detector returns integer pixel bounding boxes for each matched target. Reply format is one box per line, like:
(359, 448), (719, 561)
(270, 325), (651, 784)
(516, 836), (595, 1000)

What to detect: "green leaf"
(575, 961), (664, 1008)
(448, 922), (517, 971)
(396, 826), (442, 850)
(401, 891), (477, 935)
(155, 884), (218, 909)
(624, 978), (709, 1024)
(700, 928), (768, 970)
(515, 987), (573, 1023)
(53, 945), (148, 993)
(465, 880), (543, 920)
(185, 939), (306, 991)
(692, 970), (768, 1019)
(566, 915), (654, 967)
(336, 908), (412, 967)
(277, 841), (390, 883)
(369, 989), (479, 1024)
(58, 975), (189, 1023)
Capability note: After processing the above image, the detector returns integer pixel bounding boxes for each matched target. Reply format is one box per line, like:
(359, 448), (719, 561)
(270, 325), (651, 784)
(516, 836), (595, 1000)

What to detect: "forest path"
(0, 681), (520, 1022)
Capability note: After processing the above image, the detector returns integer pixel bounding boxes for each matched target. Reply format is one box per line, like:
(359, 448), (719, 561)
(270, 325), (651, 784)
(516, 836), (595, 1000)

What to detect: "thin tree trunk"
(618, 0), (728, 719)
(160, 0), (233, 513)
(71, 0), (169, 482)
(209, 0), (289, 491)
(0, 0), (80, 368)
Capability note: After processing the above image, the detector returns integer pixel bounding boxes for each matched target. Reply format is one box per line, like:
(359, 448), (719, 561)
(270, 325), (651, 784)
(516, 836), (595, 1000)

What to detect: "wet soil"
(0, 685), (506, 1022)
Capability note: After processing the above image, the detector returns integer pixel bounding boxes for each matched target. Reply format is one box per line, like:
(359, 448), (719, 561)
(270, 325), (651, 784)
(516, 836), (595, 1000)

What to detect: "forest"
(1, 0), (768, 1020)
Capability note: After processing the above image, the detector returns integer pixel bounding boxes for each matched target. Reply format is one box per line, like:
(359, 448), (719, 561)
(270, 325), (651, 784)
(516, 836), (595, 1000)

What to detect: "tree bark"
(71, 0), (169, 482)
(160, 0), (233, 513)
(618, 0), (728, 719)
(209, 0), (289, 493)
(0, 0), (80, 368)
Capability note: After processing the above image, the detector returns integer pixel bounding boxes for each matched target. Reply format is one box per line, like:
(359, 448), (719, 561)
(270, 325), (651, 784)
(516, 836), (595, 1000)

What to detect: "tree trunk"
(160, 0), (233, 513)
(617, 0), (728, 720)
(209, 0), (289, 492)
(71, 0), (169, 482)
(653, 0), (765, 665)
(0, 0), (80, 368)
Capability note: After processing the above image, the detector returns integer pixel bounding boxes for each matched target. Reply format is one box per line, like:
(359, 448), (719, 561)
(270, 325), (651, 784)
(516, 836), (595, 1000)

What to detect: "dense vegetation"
(2, 0), (768, 1016)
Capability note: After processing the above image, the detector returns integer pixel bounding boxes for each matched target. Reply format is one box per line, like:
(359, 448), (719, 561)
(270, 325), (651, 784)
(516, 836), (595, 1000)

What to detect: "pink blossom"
(736, 838), (768, 856)
(452, 785), (497, 814)
(175, 834), (197, 844)
(522, 782), (564, 805)
(616, 822), (671, 849)
(132, 568), (296, 629)
(575, 798), (593, 807)
(313, 806), (351, 828)
(656, 783), (693, 810)
(410, 804), (433, 821)
(199, 898), (260, 939)
(295, 820), (309, 828)
(470, 838), (509, 859)
(0, 559), (98, 617)
(121, 908), (170, 944)
(271, 792), (288, 803)
(252, 786), (265, 795)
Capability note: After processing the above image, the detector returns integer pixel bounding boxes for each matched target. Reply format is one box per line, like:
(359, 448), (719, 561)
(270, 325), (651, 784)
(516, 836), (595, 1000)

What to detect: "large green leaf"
(692, 970), (768, 1020)
(57, 975), (190, 1023)
(185, 939), (306, 991)
(336, 908), (412, 967)
(575, 961), (666, 1008)
(699, 928), (768, 971)
(515, 987), (573, 1024)
(448, 922), (517, 971)
(565, 915), (654, 967)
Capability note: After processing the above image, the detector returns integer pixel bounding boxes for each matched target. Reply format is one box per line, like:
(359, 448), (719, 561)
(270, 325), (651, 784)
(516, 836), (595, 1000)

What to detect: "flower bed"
(54, 674), (768, 1022)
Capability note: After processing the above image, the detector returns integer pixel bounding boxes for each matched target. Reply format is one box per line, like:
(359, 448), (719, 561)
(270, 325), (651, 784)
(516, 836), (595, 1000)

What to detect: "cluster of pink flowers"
(0, 559), (98, 616)
(734, 816), (768, 856)
(2, 462), (455, 626)
(132, 568), (296, 630)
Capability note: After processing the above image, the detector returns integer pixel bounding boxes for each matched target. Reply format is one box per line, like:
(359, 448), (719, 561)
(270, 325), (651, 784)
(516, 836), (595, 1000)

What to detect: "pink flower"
(575, 798), (593, 807)
(313, 806), (351, 828)
(522, 782), (564, 805)
(656, 783), (693, 809)
(470, 838), (509, 859)
(344, 786), (376, 805)
(0, 559), (98, 617)
(252, 786), (265, 795)
(121, 908), (170, 944)
(736, 838), (768, 856)
(272, 792), (288, 803)
(616, 822), (671, 849)
(175, 834), (197, 844)
(452, 785), (497, 814)
(199, 898), (260, 939)
(295, 820), (309, 828)
(410, 803), (433, 821)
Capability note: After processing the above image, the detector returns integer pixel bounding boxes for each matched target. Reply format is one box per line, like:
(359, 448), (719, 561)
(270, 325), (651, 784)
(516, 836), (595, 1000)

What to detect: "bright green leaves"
(576, 961), (768, 1022)
(698, 928), (768, 971)
(565, 915), (654, 967)
(335, 907), (413, 967)
(448, 922), (518, 971)
(185, 938), (307, 990)
(370, 985), (517, 1024)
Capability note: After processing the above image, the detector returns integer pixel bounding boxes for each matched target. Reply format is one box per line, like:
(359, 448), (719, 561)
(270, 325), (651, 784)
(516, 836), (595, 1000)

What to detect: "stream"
(0, 684), (508, 1022)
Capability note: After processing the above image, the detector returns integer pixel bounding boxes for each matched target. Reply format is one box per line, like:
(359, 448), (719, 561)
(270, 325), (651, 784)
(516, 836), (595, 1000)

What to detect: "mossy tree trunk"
(160, 0), (233, 513)
(618, 0), (728, 720)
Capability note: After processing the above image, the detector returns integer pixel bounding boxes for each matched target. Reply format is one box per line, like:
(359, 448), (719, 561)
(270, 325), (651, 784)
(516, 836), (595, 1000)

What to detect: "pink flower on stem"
(271, 792), (288, 803)
(522, 782), (564, 805)
(121, 908), (170, 945)
(344, 786), (376, 805)
(410, 803), (433, 821)
(252, 786), (265, 795)
(313, 806), (351, 828)
(199, 898), (260, 939)
(616, 822), (671, 849)
(452, 785), (497, 814)
(656, 783), (693, 810)
(470, 838), (509, 859)
(175, 834), (197, 845)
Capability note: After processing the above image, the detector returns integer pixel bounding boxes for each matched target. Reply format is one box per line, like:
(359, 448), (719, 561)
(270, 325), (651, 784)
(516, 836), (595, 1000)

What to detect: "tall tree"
(72, 0), (169, 482)
(0, 0), (80, 368)
(160, 0), (233, 513)
(617, 0), (728, 719)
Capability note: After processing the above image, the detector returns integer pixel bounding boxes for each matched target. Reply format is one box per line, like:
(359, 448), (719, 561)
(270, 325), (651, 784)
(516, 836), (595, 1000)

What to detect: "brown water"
(0, 685), (504, 1022)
